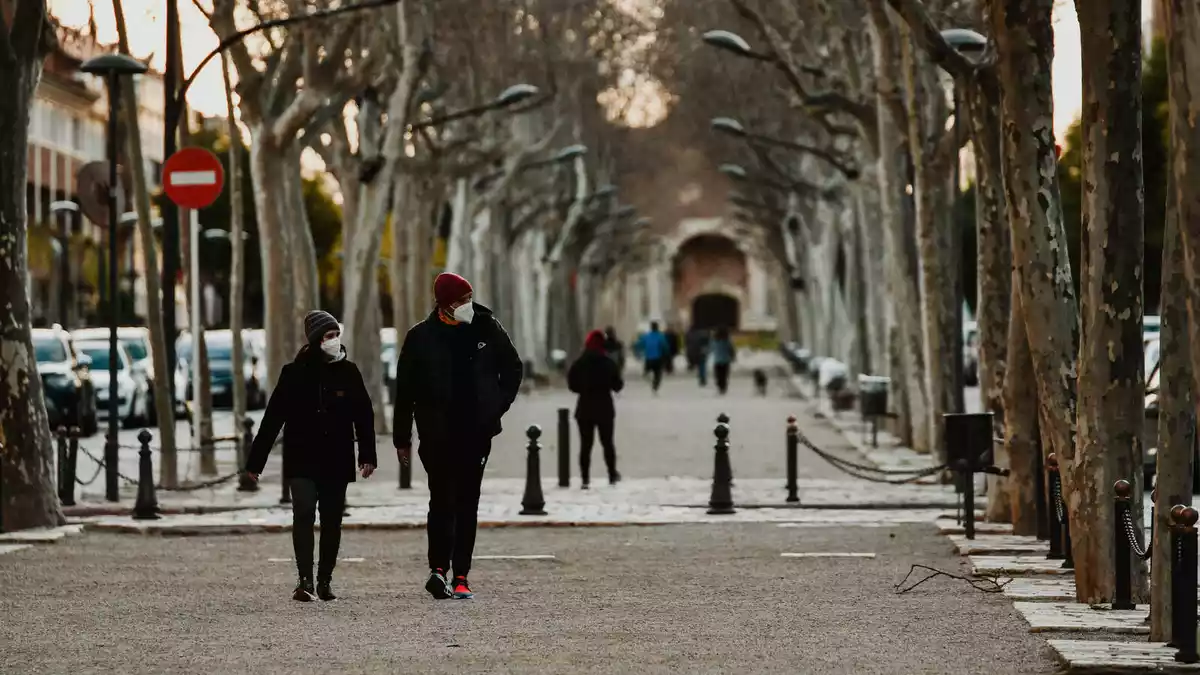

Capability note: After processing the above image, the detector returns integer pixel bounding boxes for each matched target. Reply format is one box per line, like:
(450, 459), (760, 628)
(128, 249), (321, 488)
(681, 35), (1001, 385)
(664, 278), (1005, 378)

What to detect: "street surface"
(0, 525), (1057, 675)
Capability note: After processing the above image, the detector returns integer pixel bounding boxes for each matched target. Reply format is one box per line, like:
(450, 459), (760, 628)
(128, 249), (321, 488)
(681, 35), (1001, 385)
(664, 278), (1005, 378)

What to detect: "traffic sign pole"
(190, 207), (200, 454)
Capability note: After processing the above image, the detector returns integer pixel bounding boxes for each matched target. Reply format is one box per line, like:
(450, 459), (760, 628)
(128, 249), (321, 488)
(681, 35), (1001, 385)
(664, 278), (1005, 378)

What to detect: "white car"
(71, 326), (181, 422)
(74, 339), (146, 428)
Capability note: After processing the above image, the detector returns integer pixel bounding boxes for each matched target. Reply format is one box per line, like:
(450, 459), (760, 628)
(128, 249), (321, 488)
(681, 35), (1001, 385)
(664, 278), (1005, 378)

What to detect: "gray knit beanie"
(303, 310), (339, 345)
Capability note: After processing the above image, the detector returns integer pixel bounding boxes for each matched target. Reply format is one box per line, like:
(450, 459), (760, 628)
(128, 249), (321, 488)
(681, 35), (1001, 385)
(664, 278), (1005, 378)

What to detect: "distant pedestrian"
(663, 325), (681, 374)
(685, 327), (711, 387)
(568, 329), (624, 488)
(245, 310), (377, 603)
(710, 327), (737, 395)
(636, 321), (670, 393)
(603, 325), (626, 372)
(392, 272), (523, 600)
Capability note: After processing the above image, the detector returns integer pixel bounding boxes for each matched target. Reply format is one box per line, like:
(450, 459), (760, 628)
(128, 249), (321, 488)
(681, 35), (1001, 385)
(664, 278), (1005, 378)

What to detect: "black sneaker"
(293, 577), (315, 602)
(609, 472), (621, 485)
(425, 569), (452, 600)
(316, 580), (337, 601)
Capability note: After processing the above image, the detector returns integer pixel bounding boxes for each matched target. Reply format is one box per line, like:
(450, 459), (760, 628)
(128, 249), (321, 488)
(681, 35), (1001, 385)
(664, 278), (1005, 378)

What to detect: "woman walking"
(568, 329), (624, 487)
(710, 327), (737, 395)
(245, 311), (377, 602)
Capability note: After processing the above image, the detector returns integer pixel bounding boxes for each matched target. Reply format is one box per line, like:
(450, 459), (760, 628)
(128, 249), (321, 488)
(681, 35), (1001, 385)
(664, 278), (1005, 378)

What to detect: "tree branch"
(886, 0), (978, 80)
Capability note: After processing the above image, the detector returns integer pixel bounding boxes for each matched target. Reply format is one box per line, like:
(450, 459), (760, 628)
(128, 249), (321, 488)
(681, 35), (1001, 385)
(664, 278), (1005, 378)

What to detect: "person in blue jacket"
(637, 321), (670, 393)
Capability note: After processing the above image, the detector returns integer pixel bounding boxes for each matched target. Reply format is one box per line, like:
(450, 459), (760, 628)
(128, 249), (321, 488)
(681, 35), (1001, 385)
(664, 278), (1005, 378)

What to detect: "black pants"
(289, 478), (349, 582)
(714, 363), (731, 394)
(663, 355), (675, 374)
(577, 417), (616, 483)
(646, 359), (664, 391)
(421, 437), (491, 577)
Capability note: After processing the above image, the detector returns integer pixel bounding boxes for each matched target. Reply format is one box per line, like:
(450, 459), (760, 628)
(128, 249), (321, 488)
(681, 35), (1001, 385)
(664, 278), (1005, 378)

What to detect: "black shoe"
(609, 472), (621, 485)
(316, 580), (337, 601)
(293, 577), (315, 602)
(425, 569), (452, 600)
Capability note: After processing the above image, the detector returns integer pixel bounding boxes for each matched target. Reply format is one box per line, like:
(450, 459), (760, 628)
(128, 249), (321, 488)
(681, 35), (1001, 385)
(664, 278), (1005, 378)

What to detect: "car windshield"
(178, 336), (244, 362)
(79, 346), (123, 370)
(121, 338), (149, 361)
(33, 337), (67, 363)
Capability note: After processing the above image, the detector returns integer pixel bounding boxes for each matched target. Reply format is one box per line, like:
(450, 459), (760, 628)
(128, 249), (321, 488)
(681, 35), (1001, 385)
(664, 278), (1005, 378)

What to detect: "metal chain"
(73, 443), (240, 491)
(1121, 507), (1152, 560)
(793, 432), (948, 484)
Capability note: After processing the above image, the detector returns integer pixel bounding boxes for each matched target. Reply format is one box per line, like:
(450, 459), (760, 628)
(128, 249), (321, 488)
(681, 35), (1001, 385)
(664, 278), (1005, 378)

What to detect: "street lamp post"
(81, 53), (149, 503)
(49, 201), (79, 327)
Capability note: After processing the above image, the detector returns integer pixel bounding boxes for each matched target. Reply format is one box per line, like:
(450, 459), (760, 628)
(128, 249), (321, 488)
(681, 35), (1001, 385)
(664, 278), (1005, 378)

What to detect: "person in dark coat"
(603, 325), (625, 372)
(393, 272), (523, 600)
(245, 310), (376, 602)
(568, 329), (625, 488)
(663, 325), (681, 374)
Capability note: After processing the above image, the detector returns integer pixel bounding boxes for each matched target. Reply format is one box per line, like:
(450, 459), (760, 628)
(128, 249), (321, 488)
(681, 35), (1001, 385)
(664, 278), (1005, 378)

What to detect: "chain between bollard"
(791, 429), (947, 484)
(73, 441), (240, 492)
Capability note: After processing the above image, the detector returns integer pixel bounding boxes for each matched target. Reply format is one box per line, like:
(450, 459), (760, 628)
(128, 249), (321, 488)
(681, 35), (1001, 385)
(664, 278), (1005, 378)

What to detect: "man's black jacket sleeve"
(349, 361), (377, 466)
(392, 327), (418, 448)
(246, 365), (292, 474)
(492, 317), (523, 412)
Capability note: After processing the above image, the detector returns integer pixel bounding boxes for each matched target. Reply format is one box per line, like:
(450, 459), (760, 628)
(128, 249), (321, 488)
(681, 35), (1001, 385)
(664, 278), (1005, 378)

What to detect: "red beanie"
(585, 329), (606, 352)
(434, 273), (473, 308)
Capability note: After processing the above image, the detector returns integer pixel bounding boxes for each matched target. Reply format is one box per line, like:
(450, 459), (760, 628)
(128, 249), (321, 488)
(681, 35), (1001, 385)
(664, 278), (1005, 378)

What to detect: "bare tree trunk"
(284, 148), (319, 329)
(0, 2), (63, 530)
(221, 53), (247, 461)
(1158, 0), (1200, 639)
(1073, 0), (1147, 604)
(869, 0), (928, 450)
(248, 133), (296, 390)
(1003, 274), (1040, 534)
(1152, 165), (1192, 639)
(111, 0), (177, 485)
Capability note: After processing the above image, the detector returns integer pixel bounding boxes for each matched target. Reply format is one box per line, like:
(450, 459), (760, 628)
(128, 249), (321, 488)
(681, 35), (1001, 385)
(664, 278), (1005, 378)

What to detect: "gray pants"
(289, 478), (348, 582)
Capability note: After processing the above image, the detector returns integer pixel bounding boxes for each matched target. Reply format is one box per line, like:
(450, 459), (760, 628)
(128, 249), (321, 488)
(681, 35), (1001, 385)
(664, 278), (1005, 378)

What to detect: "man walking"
(393, 273), (523, 600)
(637, 321), (670, 393)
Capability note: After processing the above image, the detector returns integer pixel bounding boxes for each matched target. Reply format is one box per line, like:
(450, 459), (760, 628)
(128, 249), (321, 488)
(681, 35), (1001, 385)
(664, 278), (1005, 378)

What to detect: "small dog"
(752, 368), (769, 396)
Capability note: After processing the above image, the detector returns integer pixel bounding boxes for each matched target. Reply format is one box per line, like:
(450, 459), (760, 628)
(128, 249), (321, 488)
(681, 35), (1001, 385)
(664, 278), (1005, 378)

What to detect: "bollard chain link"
(1121, 506), (1152, 560)
(76, 442), (240, 491)
(793, 430), (947, 484)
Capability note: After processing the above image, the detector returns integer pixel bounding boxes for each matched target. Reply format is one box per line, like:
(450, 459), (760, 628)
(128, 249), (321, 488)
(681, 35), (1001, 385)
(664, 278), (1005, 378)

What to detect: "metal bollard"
(520, 425), (547, 515)
(63, 427), (79, 507)
(1046, 453), (1064, 560)
(238, 418), (259, 492)
(1034, 444), (1048, 541)
(1171, 505), (1199, 663)
(785, 416), (799, 503)
(56, 426), (69, 505)
(717, 413), (732, 485)
(0, 440), (5, 533)
(1062, 507), (1075, 570)
(132, 429), (160, 520)
(557, 407), (570, 488)
(1113, 479), (1135, 610)
(707, 423), (735, 515)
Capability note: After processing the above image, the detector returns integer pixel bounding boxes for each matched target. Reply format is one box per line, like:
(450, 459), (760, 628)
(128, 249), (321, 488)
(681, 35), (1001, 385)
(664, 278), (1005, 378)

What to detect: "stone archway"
(670, 231), (748, 329)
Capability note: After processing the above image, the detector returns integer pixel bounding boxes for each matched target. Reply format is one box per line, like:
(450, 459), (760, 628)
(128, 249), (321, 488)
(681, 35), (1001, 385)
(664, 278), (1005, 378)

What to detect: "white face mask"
(320, 336), (342, 357)
(452, 303), (475, 324)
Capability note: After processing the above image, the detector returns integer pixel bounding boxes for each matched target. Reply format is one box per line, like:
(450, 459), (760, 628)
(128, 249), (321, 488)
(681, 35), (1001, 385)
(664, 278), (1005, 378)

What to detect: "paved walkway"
(0, 525), (1057, 675)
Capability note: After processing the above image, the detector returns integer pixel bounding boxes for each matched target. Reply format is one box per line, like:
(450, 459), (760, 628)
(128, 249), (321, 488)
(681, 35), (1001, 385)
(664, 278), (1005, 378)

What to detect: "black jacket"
(392, 303), (523, 448)
(245, 345), (376, 483)
(567, 349), (624, 421)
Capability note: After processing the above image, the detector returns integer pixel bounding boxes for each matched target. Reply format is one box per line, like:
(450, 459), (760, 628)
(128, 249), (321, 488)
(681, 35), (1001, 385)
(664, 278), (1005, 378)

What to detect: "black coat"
(245, 346), (377, 483)
(567, 349), (624, 421)
(392, 303), (523, 448)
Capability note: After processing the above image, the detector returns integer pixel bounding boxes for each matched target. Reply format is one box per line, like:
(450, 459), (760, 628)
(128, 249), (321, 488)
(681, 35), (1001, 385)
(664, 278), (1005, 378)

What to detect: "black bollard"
(707, 423), (735, 514)
(717, 413), (733, 485)
(238, 417), (259, 492)
(785, 416), (799, 503)
(56, 426), (68, 505)
(557, 407), (570, 488)
(1046, 454), (1064, 560)
(1034, 444), (1048, 541)
(1062, 508), (1075, 570)
(1113, 479), (1135, 610)
(520, 425), (547, 515)
(132, 429), (160, 520)
(1172, 505), (1199, 663)
(0, 440), (5, 533)
(63, 427), (79, 507)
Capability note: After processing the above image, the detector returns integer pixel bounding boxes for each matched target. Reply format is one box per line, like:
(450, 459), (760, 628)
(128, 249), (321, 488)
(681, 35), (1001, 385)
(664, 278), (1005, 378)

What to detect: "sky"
(47, 0), (1153, 144)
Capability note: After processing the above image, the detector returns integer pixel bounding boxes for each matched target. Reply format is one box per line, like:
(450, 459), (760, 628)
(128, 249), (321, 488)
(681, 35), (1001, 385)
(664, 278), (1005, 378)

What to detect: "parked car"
(1142, 335), (1196, 487)
(32, 325), (97, 436)
(74, 339), (146, 428)
(176, 330), (266, 409)
(71, 326), (182, 423)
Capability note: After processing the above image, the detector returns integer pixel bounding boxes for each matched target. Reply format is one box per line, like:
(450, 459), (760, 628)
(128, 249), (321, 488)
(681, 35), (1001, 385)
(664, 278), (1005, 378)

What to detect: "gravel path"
(0, 523), (1056, 674)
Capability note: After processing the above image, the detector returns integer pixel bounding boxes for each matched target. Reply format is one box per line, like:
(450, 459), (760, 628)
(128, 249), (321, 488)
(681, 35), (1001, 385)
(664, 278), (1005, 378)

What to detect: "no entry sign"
(163, 147), (224, 209)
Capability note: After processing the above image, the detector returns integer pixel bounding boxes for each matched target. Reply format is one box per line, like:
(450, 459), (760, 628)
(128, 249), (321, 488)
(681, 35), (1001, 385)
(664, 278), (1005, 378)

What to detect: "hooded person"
(567, 329), (624, 488)
(392, 272), (523, 600)
(245, 310), (377, 602)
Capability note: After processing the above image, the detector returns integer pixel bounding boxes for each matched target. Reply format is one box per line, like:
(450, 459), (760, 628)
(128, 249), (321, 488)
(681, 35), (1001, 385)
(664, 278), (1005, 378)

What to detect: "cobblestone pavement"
(0, 524), (1057, 675)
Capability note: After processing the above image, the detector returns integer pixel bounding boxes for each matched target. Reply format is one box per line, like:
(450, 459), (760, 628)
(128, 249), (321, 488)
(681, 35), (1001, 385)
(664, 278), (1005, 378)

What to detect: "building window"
(70, 115), (82, 151)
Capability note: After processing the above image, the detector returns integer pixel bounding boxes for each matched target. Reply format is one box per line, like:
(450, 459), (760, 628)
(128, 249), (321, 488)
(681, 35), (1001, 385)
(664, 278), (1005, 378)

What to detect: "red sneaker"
(452, 576), (474, 599)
